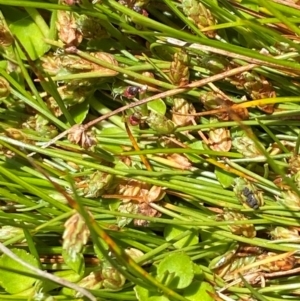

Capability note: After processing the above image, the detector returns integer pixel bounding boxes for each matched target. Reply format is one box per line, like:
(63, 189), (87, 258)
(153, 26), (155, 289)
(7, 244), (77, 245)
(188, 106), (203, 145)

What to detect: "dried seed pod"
(63, 212), (90, 261)
(147, 185), (166, 203)
(0, 14), (13, 47)
(289, 155), (300, 175)
(208, 118), (231, 152)
(5, 128), (26, 141)
(233, 71), (275, 114)
(68, 124), (96, 149)
(110, 179), (165, 226)
(279, 190), (300, 207)
(182, 0), (217, 38)
(232, 136), (261, 158)
(117, 179), (144, 202)
(166, 153), (192, 170)
(199, 91), (249, 121)
(75, 264), (125, 295)
(202, 54), (276, 114)
(172, 98), (195, 126)
(0, 77), (10, 100)
(270, 226), (300, 241)
(222, 210), (256, 238)
(76, 270), (103, 293)
(169, 50), (190, 86)
(134, 202), (161, 226)
(0, 226), (23, 241)
(237, 245), (264, 257)
(234, 178), (264, 209)
(258, 252), (297, 272)
(125, 248), (144, 261)
(57, 11), (83, 47)
(118, 202), (138, 227)
(101, 263), (126, 289)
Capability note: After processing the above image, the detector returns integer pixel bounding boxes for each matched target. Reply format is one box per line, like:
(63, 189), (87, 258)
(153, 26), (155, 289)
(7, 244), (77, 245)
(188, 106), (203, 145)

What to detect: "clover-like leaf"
(0, 248), (39, 294)
(157, 252), (194, 289)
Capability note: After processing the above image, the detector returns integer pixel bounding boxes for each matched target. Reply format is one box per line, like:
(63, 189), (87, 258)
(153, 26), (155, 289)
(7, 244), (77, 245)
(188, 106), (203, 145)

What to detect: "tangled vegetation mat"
(0, 0), (300, 300)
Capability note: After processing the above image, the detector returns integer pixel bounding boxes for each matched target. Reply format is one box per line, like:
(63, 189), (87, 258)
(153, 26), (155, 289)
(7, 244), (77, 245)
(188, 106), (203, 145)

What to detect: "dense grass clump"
(0, 1), (300, 300)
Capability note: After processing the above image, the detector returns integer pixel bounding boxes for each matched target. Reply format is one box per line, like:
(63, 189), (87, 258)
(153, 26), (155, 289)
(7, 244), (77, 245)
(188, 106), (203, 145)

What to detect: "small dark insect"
(242, 187), (259, 209)
(123, 86), (141, 99)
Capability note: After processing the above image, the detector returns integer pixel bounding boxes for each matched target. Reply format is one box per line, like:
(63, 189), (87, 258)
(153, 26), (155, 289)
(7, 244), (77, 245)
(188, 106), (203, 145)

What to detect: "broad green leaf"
(149, 296), (170, 301)
(147, 99), (166, 115)
(215, 167), (235, 188)
(42, 270), (82, 293)
(157, 252), (194, 290)
(62, 249), (85, 276)
(134, 285), (169, 301)
(164, 225), (198, 248)
(2, 7), (50, 60)
(69, 101), (90, 125)
(0, 248), (39, 294)
(183, 281), (214, 301)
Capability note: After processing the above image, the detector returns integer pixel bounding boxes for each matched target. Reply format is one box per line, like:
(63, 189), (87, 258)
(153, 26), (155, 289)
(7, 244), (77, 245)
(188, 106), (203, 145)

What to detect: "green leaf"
(42, 270), (82, 293)
(193, 264), (204, 281)
(240, 0), (259, 11)
(164, 225), (198, 248)
(62, 249), (85, 276)
(149, 296), (170, 301)
(183, 281), (214, 301)
(2, 7), (50, 60)
(147, 99), (166, 115)
(185, 141), (205, 163)
(134, 285), (169, 301)
(157, 252), (194, 290)
(0, 248), (39, 294)
(134, 285), (152, 301)
(69, 101), (90, 125)
(215, 167), (235, 188)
